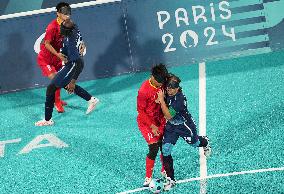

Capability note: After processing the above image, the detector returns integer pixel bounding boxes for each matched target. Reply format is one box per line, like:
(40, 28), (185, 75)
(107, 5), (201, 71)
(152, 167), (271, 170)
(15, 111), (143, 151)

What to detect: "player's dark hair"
(151, 63), (168, 84)
(56, 2), (71, 15)
(167, 73), (182, 92)
(56, 2), (70, 11)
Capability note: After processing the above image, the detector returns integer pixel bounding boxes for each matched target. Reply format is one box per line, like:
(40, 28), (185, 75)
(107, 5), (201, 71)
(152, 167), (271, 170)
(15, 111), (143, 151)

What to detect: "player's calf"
(55, 102), (65, 113)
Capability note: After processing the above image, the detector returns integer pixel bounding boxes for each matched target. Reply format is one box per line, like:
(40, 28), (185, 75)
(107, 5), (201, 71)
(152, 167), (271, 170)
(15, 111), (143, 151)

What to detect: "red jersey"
(137, 79), (165, 127)
(38, 19), (63, 65)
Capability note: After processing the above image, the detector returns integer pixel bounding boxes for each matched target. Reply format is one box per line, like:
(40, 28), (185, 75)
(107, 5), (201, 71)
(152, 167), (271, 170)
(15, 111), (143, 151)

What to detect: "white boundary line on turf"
(199, 62), (208, 194)
(116, 166), (284, 194)
(0, 0), (121, 20)
(177, 166), (284, 183)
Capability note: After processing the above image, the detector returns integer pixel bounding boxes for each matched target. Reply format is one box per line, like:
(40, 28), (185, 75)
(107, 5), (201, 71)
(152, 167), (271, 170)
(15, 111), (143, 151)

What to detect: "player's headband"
(58, 6), (71, 16)
(167, 80), (179, 89)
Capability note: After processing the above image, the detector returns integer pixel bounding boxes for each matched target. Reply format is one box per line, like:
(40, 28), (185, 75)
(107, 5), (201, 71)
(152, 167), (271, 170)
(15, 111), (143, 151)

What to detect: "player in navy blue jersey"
(157, 73), (211, 191)
(35, 19), (99, 126)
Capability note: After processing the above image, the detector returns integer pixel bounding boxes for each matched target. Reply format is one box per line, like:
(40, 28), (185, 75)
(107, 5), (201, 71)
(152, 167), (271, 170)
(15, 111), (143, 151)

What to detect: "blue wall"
(1, 0), (95, 15)
(0, 0), (284, 93)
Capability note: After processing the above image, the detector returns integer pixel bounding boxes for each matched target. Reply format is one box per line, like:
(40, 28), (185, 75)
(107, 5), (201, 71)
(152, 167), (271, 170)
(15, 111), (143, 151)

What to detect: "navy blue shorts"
(52, 61), (76, 88)
(163, 116), (198, 145)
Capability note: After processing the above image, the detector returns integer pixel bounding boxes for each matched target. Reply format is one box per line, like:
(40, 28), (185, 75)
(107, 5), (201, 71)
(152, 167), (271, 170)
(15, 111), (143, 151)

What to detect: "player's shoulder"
(74, 24), (79, 31)
(46, 19), (58, 30)
(176, 91), (184, 97)
(138, 80), (150, 93)
(140, 80), (149, 88)
(175, 91), (186, 101)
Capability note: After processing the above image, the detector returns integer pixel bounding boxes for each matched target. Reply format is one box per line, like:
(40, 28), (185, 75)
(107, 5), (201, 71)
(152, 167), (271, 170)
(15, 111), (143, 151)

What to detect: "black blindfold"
(167, 80), (179, 89)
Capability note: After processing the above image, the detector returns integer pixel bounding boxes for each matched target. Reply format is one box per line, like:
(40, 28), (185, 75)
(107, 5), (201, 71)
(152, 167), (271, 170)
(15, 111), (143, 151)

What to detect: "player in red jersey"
(37, 2), (85, 113)
(137, 64), (169, 187)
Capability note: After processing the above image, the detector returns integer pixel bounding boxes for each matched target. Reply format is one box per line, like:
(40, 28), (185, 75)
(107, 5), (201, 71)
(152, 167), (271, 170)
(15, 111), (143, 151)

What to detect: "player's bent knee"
(162, 143), (173, 156)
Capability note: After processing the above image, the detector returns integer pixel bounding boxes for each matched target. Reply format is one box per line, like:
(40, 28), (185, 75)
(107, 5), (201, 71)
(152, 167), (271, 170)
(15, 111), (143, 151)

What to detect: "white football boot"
(163, 177), (175, 191)
(143, 177), (152, 187)
(86, 97), (99, 114)
(35, 119), (54, 126)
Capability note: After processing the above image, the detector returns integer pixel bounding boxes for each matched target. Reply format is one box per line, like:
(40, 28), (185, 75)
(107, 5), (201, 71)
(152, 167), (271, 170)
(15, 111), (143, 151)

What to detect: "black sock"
(45, 93), (55, 121)
(198, 136), (208, 147)
(163, 155), (175, 181)
(74, 85), (92, 101)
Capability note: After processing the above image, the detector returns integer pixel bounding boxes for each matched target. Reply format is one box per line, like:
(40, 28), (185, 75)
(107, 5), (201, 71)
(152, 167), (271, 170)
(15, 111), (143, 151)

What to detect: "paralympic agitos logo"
(157, 1), (236, 53)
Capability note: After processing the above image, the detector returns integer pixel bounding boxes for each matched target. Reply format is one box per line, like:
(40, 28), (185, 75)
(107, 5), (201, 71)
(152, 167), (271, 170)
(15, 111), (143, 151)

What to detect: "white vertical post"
(199, 62), (207, 194)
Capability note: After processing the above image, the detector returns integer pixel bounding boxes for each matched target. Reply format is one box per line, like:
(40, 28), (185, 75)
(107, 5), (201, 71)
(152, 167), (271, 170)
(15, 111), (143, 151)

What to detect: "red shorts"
(138, 121), (165, 144)
(37, 54), (62, 77)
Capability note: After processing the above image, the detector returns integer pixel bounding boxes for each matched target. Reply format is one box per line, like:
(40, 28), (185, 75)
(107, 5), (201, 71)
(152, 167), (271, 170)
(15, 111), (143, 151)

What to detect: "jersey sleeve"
(137, 91), (154, 126)
(75, 27), (83, 48)
(44, 24), (55, 42)
(77, 28), (83, 42)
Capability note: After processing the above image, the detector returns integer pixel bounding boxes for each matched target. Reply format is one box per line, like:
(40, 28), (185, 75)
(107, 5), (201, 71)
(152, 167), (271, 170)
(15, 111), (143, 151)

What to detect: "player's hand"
(157, 89), (165, 103)
(58, 53), (68, 63)
(150, 124), (160, 136)
(65, 82), (75, 94)
(79, 42), (86, 56)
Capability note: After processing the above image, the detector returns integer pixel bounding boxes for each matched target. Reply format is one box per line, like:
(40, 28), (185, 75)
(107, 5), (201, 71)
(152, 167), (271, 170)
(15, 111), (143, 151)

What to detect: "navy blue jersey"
(52, 58), (84, 88)
(61, 26), (83, 63)
(166, 91), (191, 125)
(163, 91), (199, 145)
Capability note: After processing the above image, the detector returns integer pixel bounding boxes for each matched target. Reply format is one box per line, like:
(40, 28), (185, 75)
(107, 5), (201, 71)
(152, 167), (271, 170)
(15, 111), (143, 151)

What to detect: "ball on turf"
(149, 178), (164, 193)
